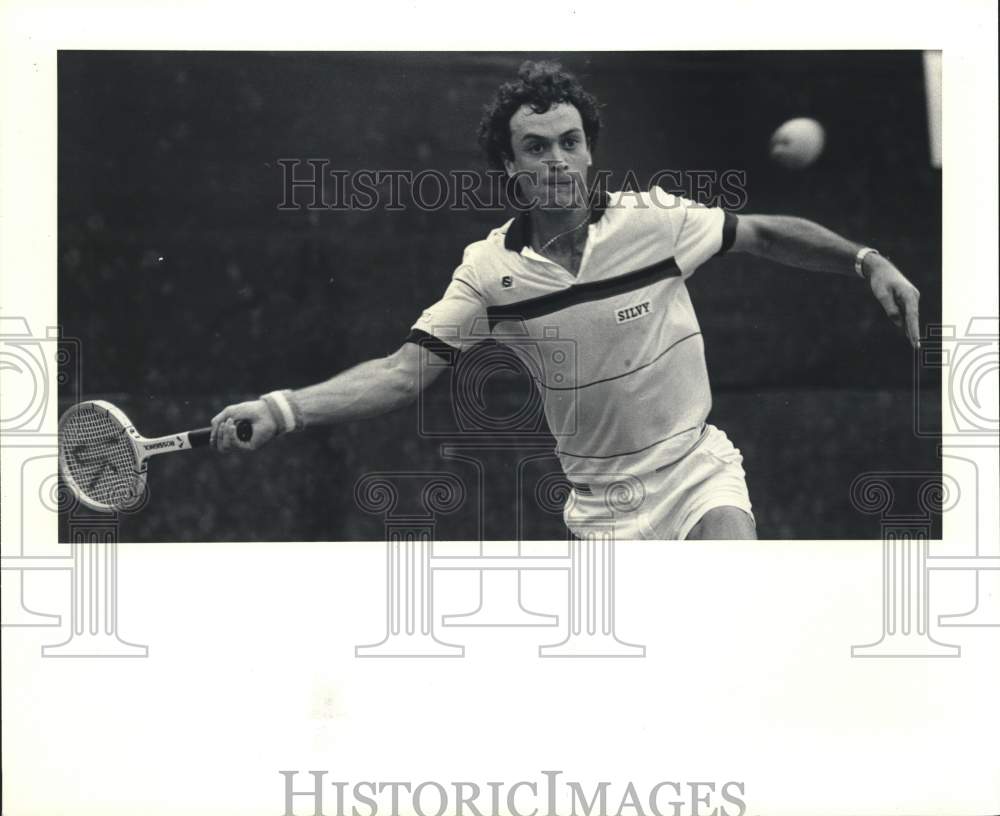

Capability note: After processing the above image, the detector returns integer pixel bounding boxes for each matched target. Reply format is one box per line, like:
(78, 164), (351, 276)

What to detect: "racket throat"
(139, 432), (196, 456)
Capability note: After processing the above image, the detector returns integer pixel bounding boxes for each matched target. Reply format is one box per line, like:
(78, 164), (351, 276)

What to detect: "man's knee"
(686, 505), (756, 540)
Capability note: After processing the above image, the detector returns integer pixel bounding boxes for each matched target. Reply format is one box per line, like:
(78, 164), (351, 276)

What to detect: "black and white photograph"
(2, 3), (997, 816)
(56, 50), (941, 541)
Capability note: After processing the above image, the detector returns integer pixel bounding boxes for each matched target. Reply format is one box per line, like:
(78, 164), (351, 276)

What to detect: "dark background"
(58, 51), (941, 540)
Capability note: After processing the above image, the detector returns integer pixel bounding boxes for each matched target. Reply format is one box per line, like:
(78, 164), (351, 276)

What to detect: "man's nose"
(546, 152), (569, 171)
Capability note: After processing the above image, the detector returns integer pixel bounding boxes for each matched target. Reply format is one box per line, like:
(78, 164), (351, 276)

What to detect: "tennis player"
(211, 61), (921, 540)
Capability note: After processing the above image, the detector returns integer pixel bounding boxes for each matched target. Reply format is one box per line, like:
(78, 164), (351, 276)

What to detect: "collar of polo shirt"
(503, 190), (612, 253)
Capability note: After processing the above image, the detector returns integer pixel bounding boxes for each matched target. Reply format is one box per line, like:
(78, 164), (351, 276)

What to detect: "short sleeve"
(408, 264), (487, 358)
(661, 193), (738, 279)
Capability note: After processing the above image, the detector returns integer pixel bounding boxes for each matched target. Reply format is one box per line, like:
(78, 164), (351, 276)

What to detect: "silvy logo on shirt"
(501, 275), (514, 289)
(616, 300), (653, 324)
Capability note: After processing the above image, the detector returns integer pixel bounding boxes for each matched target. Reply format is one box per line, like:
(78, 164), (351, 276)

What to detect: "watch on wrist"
(855, 247), (880, 279)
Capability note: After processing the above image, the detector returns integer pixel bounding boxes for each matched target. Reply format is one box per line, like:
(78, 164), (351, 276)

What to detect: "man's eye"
(562, 138), (578, 149)
(528, 144), (544, 154)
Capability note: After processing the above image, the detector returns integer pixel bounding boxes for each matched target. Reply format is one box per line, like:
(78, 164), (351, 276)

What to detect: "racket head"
(58, 400), (148, 512)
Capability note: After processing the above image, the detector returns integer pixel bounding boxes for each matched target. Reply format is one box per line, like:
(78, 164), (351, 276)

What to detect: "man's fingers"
(215, 417), (239, 452)
(211, 400), (272, 452)
(217, 416), (259, 452)
(215, 418), (229, 451)
(883, 285), (921, 349)
(211, 409), (234, 450)
(210, 413), (224, 450)
(222, 418), (238, 451)
(871, 267), (922, 348)
(878, 293), (902, 325)
(902, 293), (921, 349)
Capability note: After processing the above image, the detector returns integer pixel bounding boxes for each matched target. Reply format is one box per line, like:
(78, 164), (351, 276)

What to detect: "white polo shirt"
(409, 187), (737, 484)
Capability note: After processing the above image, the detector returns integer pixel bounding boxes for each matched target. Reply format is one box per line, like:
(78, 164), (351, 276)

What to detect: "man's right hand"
(210, 400), (278, 452)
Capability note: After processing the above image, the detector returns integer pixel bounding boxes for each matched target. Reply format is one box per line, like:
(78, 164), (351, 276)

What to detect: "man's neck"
(529, 203), (591, 250)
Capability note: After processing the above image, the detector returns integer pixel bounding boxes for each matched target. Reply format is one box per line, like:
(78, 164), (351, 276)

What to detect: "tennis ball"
(769, 117), (826, 169)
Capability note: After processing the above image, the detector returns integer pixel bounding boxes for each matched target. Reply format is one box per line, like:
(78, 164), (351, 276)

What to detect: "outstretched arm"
(730, 214), (922, 348)
(210, 341), (446, 451)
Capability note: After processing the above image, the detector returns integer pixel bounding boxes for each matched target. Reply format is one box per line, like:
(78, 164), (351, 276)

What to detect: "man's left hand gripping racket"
(58, 399), (252, 511)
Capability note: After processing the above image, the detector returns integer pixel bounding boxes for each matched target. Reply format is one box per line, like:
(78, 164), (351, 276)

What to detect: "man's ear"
(503, 155), (515, 177)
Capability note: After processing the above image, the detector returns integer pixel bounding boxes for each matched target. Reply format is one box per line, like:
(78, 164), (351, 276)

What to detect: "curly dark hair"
(477, 60), (602, 171)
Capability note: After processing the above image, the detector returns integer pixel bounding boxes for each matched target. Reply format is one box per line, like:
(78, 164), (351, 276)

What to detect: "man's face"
(504, 102), (592, 210)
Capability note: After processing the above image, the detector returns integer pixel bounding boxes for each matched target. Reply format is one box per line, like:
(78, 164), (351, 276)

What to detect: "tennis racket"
(58, 399), (252, 512)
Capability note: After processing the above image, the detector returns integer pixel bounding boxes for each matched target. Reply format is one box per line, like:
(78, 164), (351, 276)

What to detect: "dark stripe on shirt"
(456, 277), (484, 299)
(487, 255), (681, 329)
(405, 328), (460, 365)
(719, 212), (739, 255)
(531, 331), (701, 391)
(557, 424), (704, 461)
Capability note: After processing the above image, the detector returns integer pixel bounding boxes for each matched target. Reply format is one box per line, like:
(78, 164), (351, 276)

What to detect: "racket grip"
(189, 419), (253, 449)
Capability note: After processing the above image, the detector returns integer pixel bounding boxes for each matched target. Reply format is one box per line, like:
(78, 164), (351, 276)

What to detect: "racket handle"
(188, 419), (253, 449)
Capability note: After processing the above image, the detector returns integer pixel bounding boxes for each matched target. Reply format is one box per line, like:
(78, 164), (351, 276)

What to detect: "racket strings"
(61, 407), (139, 508)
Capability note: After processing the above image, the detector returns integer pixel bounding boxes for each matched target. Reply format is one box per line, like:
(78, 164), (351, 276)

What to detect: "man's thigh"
(685, 506), (757, 540)
(644, 425), (755, 540)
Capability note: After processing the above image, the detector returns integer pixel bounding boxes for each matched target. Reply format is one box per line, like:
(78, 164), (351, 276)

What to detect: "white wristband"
(262, 389), (299, 434)
(855, 247), (880, 279)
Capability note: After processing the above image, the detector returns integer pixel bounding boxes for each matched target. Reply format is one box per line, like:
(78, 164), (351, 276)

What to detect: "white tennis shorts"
(562, 423), (755, 540)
